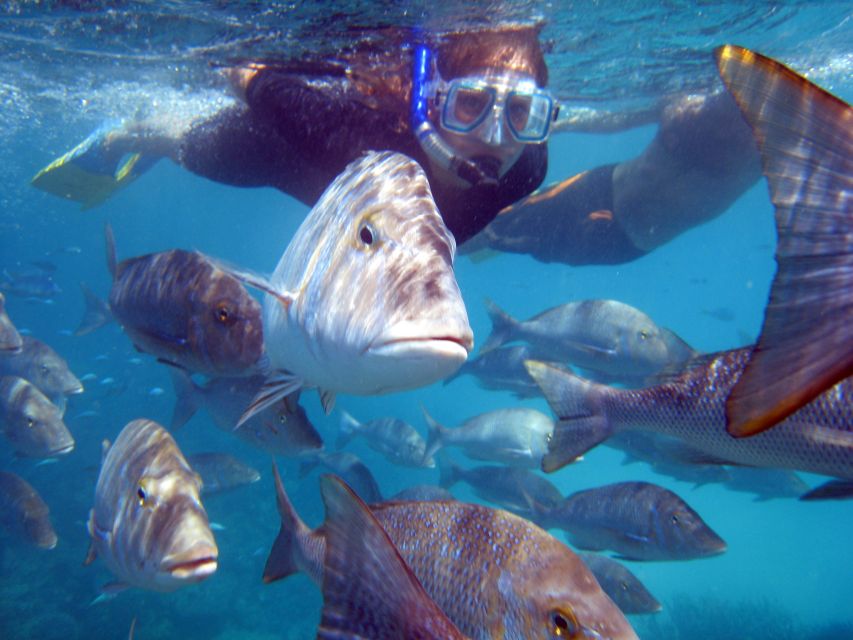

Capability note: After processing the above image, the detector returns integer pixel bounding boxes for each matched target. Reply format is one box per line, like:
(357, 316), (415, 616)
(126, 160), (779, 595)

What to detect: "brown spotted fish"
(86, 419), (218, 592)
(0, 470), (58, 549)
(264, 464), (636, 640)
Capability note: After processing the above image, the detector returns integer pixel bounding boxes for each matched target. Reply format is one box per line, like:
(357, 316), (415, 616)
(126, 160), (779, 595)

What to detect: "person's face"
(432, 71), (539, 178)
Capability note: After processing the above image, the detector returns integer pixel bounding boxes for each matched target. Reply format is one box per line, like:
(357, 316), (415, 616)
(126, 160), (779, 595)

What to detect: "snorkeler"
(32, 24), (761, 257)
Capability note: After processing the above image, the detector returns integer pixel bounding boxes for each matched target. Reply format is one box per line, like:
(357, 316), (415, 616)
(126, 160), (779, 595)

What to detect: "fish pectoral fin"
(83, 540), (98, 566)
(236, 371), (303, 429)
(800, 480), (853, 501)
(205, 256), (295, 309)
(319, 389), (336, 415)
(100, 580), (131, 595)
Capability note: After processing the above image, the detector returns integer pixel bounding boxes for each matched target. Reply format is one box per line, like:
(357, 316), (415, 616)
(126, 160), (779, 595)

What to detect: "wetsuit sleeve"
(460, 163), (644, 264)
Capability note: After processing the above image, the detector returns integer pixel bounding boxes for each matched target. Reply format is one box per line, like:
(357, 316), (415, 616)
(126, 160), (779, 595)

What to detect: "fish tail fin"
(336, 410), (359, 450)
(74, 282), (112, 336)
(168, 367), (200, 430)
(421, 405), (446, 463)
(263, 462), (313, 584)
(317, 474), (465, 640)
(438, 458), (461, 489)
(480, 298), (518, 353)
(524, 359), (614, 473)
(237, 371), (302, 429)
(104, 222), (117, 278)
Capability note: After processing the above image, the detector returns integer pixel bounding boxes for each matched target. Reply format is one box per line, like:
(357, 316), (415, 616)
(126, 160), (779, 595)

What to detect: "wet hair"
(435, 24), (548, 87)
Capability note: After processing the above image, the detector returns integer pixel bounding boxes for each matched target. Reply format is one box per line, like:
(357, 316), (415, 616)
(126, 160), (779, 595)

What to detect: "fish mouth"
(163, 555), (218, 580)
(65, 384), (85, 395)
(368, 331), (474, 358)
(49, 442), (75, 456)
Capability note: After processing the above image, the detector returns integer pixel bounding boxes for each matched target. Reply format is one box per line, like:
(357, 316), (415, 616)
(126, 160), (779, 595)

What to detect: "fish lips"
(161, 546), (219, 582)
(368, 322), (473, 359)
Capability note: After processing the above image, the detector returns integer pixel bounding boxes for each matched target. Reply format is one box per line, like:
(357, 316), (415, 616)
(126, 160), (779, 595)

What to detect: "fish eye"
(137, 486), (147, 505)
(358, 222), (375, 246)
(40, 364), (50, 373)
(550, 608), (580, 638)
(620, 581), (629, 591)
(671, 513), (680, 524)
(26, 417), (35, 428)
(638, 329), (650, 341)
(215, 301), (235, 325)
(278, 413), (288, 425)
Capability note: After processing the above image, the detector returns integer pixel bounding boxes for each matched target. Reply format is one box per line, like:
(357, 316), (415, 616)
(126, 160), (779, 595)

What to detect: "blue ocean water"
(0, 2), (851, 639)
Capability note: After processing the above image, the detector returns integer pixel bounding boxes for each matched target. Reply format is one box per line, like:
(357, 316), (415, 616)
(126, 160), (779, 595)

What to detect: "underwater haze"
(0, 2), (851, 639)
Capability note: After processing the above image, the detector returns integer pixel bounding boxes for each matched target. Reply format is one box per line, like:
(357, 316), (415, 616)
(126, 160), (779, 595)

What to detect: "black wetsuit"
(179, 67), (547, 245)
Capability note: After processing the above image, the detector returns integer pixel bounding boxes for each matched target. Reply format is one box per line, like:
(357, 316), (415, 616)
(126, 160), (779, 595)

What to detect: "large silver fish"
(86, 419), (218, 592)
(169, 369), (323, 457)
(444, 344), (541, 398)
(541, 481), (726, 562)
(423, 406), (553, 468)
(76, 224), (265, 378)
(482, 298), (696, 385)
(527, 348), (853, 486)
(266, 464), (637, 640)
(0, 376), (74, 458)
(0, 470), (58, 549)
(338, 410), (434, 468)
(0, 292), (23, 353)
(242, 151), (473, 421)
(0, 336), (83, 414)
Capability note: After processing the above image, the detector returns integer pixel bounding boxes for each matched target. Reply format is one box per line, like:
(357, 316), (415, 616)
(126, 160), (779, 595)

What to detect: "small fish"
(47, 245), (83, 256)
(0, 335), (84, 413)
(723, 467), (810, 502)
(169, 369), (323, 457)
(444, 344), (542, 398)
(481, 298), (697, 385)
(541, 481), (726, 562)
(388, 484), (456, 502)
(127, 357), (142, 365)
(526, 349), (853, 486)
(579, 554), (662, 615)
(100, 377), (116, 386)
(209, 522), (227, 532)
(86, 419), (218, 592)
(0, 376), (74, 458)
(0, 292), (23, 353)
(0, 265), (61, 300)
(148, 387), (164, 397)
(423, 406), (553, 468)
(241, 151), (473, 421)
(75, 224), (265, 378)
(0, 470), (58, 549)
(605, 431), (732, 487)
(299, 451), (383, 504)
(80, 373), (98, 382)
(186, 452), (261, 495)
(338, 410), (434, 468)
(439, 460), (563, 523)
(265, 464), (637, 639)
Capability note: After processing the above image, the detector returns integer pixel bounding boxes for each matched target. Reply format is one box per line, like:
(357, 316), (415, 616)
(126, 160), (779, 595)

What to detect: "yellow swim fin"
(31, 121), (156, 210)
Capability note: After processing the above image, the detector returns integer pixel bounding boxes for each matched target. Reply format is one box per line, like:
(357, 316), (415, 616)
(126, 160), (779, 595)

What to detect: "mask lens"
(507, 90), (553, 141)
(443, 83), (495, 132)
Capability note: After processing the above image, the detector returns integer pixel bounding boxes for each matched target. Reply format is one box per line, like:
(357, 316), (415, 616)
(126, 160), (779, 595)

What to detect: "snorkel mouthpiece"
(411, 43), (497, 188)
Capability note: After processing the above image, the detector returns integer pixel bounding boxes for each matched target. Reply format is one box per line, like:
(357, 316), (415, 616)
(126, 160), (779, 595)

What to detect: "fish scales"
(599, 349), (853, 478)
(88, 419), (217, 591)
(0, 470), (57, 549)
(262, 151), (472, 401)
(110, 248), (263, 376)
(530, 347), (853, 479)
(266, 466), (636, 639)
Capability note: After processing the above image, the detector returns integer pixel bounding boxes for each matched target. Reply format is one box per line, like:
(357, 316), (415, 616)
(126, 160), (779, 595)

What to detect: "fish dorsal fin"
(236, 371), (303, 429)
(319, 389), (336, 415)
(317, 474), (467, 640)
(104, 222), (117, 278)
(715, 45), (853, 437)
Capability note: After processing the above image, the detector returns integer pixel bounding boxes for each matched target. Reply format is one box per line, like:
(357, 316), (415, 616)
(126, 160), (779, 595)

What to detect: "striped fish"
(241, 151), (473, 421)
(86, 419), (218, 592)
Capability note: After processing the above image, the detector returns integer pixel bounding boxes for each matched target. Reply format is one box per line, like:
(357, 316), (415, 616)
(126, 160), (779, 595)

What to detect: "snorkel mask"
(411, 43), (557, 187)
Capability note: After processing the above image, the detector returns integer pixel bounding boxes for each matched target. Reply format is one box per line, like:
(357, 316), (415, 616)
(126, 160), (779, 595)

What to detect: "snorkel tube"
(411, 43), (498, 187)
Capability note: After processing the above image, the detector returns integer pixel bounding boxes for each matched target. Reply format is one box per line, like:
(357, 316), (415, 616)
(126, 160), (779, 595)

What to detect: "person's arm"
(612, 90), (762, 253)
